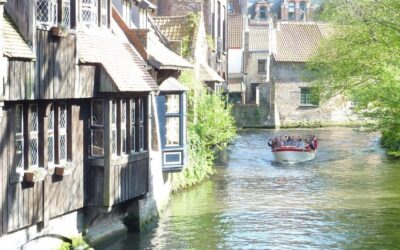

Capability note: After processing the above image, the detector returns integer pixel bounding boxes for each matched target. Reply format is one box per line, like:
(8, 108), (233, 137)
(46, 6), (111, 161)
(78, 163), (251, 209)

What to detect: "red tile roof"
(274, 22), (325, 62)
(228, 14), (244, 48)
(249, 26), (269, 51)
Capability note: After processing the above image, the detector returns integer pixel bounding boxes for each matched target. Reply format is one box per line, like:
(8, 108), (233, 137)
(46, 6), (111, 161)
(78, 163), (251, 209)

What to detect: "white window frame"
(59, 102), (68, 163)
(28, 104), (39, 168)
(81, 0), (99, 27)
(36, 0), (58, 27)
(15, 105), (24, 170)
(165, 94), (181, 147)
(90, 99), (105, 157)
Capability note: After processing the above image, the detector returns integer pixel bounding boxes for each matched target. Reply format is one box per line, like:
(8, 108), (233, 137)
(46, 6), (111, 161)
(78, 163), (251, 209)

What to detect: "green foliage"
(206, 35), (215, 51)
(57, 236), (90, 250)
(172, 70), (236, 190)
(181, 12), (200, 58)
(307, 0), (400, 155)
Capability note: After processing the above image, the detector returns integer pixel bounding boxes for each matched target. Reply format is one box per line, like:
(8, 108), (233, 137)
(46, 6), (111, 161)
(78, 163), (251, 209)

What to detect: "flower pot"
(54, 166), (65, 176)
(51, 26), (68, 37)
(24, 171), (34, 182)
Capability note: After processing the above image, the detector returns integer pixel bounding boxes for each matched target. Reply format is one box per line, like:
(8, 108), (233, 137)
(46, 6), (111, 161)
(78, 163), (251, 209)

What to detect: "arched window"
(260, 7), (267, 19)
(288, 1), (295, 20)
(300, 1), (307, 20)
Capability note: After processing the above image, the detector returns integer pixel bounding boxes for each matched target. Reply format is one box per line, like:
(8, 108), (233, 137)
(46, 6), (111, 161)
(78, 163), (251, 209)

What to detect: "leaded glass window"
(91, 99), (104, 157)
(139, 98), (145, 151)
(100, 0), (108, 27)
(111, 100), (117, 155)
(81, 0), (98, 27)
(15, 105), (24, 169)
(29, 104), (39, 167)
(48, 104), (55, 165)
(129, 99), (136, 152)
(59, 102), (67, 162)
(62, 0), (71, 28)
(121, 100), (127, 154)
(36, 0), (58, 26)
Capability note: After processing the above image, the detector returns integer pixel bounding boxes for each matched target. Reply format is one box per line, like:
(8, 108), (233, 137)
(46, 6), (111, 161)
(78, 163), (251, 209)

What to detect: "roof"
(152, 15), (189, 41)
(78, 29), (158, 92)
(228, 14), (243, 48)
(159, 77), (188, 92)
(3, 13), (35, 59)
(274, 23), (325, 62)
(147, 19), (193, 70)
(249, 26), (269, 51)
(199, 63), (224, 82)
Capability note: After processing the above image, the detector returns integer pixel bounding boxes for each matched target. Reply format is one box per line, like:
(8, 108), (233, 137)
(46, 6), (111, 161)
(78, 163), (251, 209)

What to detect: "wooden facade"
(0, 0), (154, 238)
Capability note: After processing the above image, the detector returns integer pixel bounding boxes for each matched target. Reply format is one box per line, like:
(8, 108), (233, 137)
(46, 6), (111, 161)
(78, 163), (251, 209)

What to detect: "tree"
(307, 0), (400, 155)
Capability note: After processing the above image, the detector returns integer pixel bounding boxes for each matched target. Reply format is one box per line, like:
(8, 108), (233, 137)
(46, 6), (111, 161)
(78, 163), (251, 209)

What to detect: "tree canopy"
(308, 0), (400, 155)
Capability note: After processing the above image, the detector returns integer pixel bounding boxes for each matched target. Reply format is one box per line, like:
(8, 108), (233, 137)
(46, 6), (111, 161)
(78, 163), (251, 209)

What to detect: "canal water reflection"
(96, 128), (400, 249)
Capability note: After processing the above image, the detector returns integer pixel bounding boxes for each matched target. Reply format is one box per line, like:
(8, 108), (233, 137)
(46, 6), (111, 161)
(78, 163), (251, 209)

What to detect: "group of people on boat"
(268, 134), (318, 150)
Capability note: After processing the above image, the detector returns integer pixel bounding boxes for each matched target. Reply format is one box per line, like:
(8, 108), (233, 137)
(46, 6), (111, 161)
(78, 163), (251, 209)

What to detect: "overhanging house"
(0, 0), (191, 248)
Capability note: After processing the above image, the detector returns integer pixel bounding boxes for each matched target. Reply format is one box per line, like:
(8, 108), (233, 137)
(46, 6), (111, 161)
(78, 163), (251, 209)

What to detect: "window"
(91, 99), (104, 157)
(300, 1), (307, 20)
(129, 99), (136, 152)
(217, 1), (221, 38)
(288, 2), (296, 20)
(90, 98), (147, 157)
(260, 7), (267, 19)
(36, 0), (71, 28)
(165, 95), (181, 147)
(47, 102), (69, 165)
(15, 105), (24, 170)
(100, 0), (108, 27)
(81, 0), (98, 27)
(258, 60), (266, 73)
(29, 104), (39, 168)
(300, 88), (319, 106)
(36, 0), (58, 26)
(47, 104), (55, 165)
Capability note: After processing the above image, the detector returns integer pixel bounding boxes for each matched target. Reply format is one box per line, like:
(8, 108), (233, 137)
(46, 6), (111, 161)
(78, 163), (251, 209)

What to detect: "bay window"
(90, 97), (147, 158)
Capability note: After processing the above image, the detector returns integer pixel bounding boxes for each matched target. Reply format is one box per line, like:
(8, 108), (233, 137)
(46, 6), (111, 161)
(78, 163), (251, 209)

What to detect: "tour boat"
(271, 146), (316, 163)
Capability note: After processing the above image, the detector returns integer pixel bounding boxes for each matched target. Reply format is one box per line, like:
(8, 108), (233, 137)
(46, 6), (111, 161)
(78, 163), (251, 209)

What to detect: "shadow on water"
(95, 127), (400, 250)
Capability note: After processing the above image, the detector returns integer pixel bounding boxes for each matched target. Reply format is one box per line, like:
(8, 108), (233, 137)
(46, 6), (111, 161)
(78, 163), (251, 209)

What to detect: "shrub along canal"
(95, 128), (400, 249)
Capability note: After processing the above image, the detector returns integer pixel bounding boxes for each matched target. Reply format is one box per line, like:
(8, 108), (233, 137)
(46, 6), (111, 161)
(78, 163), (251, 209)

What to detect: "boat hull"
(272, 147), (316, 163)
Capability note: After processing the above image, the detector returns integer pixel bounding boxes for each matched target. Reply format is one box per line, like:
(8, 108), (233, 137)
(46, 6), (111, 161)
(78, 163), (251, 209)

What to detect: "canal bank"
(94, 128), (400, 249)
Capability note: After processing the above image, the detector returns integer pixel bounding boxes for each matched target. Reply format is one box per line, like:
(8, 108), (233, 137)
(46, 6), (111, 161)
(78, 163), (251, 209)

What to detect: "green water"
(96, 128), (400, 249)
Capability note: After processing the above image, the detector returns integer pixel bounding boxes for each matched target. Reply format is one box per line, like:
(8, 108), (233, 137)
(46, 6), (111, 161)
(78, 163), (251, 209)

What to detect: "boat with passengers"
(268, 135), (318, 163)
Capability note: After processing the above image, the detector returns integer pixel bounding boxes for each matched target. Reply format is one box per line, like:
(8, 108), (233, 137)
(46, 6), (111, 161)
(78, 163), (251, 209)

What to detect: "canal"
(95, 128), (400, 249)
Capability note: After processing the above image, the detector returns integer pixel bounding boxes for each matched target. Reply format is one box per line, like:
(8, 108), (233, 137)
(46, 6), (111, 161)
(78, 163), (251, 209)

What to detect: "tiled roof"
(274, 23), (324, 62)
(3, 13), (35, 59)
(152, 15), (189, 41)
(249, 26), (269, 51)
(147, 19), (193, 69)
(78, 29), (158, 92)
(199, 63), (224, 82)
(228, 14), (243, 48)
(159, 77), (188, 92)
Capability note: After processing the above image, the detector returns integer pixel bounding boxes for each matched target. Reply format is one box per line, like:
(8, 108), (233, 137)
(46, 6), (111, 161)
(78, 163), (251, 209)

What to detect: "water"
(95, 128), (400, 249)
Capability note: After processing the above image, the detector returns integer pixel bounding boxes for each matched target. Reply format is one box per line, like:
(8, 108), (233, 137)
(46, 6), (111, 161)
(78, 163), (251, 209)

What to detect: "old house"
(152, 13), (224, 91)
(151, 0), (227, 87)
(0, 0), (191, 248)
(271, 22), (353, 126)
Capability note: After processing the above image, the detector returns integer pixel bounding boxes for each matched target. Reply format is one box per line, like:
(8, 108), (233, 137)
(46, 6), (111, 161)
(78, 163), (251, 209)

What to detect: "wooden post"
(103, 99), (112, 207)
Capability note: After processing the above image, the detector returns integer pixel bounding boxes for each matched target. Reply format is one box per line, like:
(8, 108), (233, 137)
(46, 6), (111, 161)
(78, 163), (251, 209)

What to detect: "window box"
(24, 168), (47, 183)
(51, 26), (68, 37)
(54, 162), (74, 177)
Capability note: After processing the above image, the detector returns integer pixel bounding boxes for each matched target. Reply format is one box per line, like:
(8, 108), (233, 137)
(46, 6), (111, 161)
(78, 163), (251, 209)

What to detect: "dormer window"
(81, 0), (98, 27)
(288, 2), (296, 20)
(36, 0), (71, 28)
(36, 0), (58, 27)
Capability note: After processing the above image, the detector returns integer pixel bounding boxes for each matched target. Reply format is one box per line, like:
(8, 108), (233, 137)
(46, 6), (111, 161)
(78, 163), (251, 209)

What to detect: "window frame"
(36, 0), (72, 28)
(288, 1), (296, 20)
(90, 99), (105, 157)
(258, 59), (267, 73)
(300, 87), (319, 106)
(260, 6), (267, 19)
(164, 94), (182, 148)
